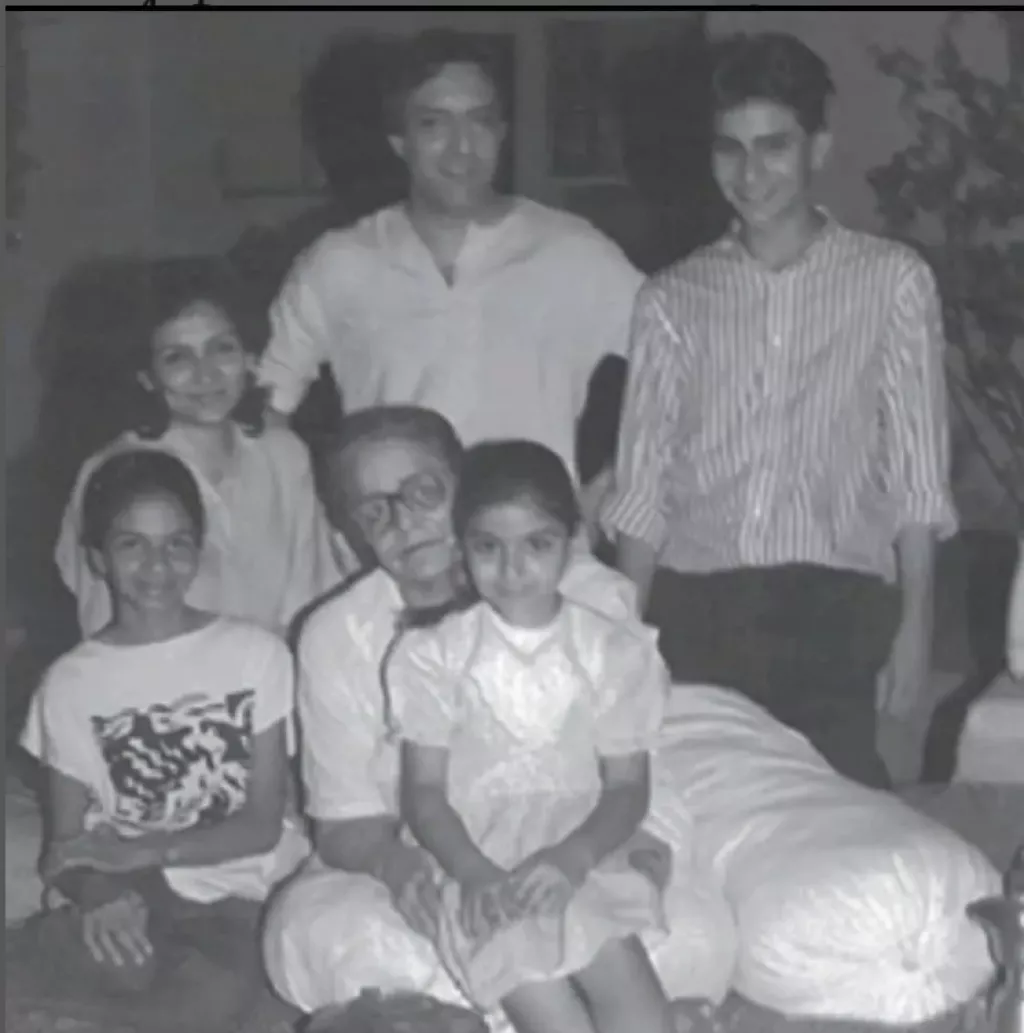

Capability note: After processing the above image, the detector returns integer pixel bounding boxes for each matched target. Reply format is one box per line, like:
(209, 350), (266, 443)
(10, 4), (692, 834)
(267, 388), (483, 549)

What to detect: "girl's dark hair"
(711, 32), (835, 135)
(125, 256), (268, 440)
(383, 29), (504, 135)
(453, 440), (581, 541)
(80, 449), (206, 551)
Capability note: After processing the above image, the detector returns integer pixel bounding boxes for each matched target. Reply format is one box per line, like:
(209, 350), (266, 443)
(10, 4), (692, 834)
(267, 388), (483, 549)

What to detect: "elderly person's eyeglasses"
(351, 470), (450, 538)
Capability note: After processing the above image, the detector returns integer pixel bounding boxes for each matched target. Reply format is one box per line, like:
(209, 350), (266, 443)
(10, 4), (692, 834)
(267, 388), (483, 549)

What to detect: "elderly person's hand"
(376, 841), (443, 941)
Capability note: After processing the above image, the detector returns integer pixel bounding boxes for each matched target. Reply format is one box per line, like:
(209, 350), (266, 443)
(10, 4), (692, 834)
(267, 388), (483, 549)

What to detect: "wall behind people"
(6, 9), (713, 467)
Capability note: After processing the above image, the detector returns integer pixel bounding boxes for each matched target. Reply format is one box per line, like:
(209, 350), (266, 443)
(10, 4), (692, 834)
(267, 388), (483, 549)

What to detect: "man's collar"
(721, 205), (839, 264)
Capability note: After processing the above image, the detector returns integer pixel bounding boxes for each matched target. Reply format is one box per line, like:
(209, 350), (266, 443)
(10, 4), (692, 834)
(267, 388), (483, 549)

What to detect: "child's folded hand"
(459, 872), (522, 940)
(508, 849), (580, 918)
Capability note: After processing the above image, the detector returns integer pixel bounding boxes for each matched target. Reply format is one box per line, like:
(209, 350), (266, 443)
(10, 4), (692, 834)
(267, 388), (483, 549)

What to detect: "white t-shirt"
(21, 618), (309, 903)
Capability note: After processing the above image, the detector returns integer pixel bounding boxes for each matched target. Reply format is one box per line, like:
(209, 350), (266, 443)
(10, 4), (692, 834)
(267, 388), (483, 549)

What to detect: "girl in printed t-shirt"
(384, 440), (677, 1033)
(20, 449), (307, 1011)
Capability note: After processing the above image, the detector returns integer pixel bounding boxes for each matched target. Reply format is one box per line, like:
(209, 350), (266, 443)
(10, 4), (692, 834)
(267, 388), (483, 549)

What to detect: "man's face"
(390, 61), (506, 215)
(711, 99), (830, 230)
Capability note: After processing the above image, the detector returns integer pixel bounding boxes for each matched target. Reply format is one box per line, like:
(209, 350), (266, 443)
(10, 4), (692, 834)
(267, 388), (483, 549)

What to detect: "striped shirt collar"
(718, 205), (840, 269)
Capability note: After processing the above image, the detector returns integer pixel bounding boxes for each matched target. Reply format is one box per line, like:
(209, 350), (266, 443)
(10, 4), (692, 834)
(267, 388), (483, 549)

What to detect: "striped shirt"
(604, 214), (958, 582)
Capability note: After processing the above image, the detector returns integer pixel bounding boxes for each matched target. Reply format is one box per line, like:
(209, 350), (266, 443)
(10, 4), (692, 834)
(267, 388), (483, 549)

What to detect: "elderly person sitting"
(262, 405), (736, 1030)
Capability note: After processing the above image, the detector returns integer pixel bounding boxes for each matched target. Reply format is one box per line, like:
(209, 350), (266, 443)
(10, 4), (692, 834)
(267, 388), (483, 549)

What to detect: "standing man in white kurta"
(259, 30), (643, 524)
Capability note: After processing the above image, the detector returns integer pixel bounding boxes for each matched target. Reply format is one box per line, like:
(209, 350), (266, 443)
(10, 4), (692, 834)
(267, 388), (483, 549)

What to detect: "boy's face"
(711, 99), (830, 230)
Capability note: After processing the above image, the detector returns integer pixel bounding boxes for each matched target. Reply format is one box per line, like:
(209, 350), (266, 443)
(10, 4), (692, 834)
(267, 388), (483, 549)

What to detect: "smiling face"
(92, 492), (201, 619)
(462, 495), (572, 628)
(389, 61), (506, 216)
(144, 300), (251, 428)
(338, 437), (458, 587)
(711, 99), (830, 230)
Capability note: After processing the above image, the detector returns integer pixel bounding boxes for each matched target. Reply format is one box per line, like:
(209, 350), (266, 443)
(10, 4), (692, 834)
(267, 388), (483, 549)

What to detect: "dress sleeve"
(592, 620), (669, 757)
(384, 626), (463, 749)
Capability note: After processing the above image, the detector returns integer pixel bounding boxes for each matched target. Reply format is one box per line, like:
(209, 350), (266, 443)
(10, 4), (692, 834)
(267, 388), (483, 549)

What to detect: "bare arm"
(878, 259), (957, 713)
(602, 285), (684, 610)
(313, 813), (420, 881)
(615, 535), (660, 619)
(44, 769), (129, 906)
(551, 752), (651, 880)
(400, 741), (503, 887)
(895, 525), (936, 626)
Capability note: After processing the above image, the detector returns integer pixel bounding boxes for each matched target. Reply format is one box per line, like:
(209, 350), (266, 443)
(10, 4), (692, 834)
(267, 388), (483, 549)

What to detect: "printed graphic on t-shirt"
(90, 689), (254, 833)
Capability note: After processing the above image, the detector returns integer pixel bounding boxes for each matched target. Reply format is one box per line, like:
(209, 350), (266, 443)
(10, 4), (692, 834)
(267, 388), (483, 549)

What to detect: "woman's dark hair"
(710, 32), (835, 135)
(453, 440), (581, 541)
(80, 449), (206, 552)
(125, 256), (268, 440)
(382, 29), (504, 135)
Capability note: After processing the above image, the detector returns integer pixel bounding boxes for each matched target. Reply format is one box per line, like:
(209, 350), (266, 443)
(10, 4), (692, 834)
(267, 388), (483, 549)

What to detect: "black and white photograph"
(5, 8), (1024, 1033)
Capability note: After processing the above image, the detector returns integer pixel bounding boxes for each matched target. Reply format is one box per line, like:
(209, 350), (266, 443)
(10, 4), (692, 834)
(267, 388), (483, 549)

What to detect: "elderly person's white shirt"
(263, 554), (736, 1018)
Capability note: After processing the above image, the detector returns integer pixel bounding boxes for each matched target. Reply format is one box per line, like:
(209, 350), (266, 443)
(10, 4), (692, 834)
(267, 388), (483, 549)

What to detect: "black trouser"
(9, 868), (273, 1033)
(647, 563), (900, 789)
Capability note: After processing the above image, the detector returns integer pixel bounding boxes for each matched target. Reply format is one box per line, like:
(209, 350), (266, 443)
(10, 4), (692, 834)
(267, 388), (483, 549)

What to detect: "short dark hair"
(453, 440), (581, 541)
(383, 29), (504, 135)
(711, 32), (835, 134)
(125, 256), (268, 440)
(80, 448), (206, 552)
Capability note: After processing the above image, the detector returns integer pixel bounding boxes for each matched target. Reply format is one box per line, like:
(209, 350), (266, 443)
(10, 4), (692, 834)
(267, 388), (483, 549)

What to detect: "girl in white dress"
(56, 257), (345, 639)
(385, 440), (676, 1033)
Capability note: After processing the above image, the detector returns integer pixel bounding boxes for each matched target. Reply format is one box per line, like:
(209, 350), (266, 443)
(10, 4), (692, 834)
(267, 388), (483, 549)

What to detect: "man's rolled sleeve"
(602, 284), (684, 549)
(259, 244), (336, 416)
(881, 258), (958, 540)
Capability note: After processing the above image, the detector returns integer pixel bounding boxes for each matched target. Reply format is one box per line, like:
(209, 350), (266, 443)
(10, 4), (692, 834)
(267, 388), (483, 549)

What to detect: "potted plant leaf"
(867, 12), (1023, 685)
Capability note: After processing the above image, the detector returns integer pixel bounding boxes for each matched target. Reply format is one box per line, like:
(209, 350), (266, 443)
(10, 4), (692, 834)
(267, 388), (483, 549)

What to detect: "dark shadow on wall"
(6, 257), (161, 743)
(228, 32), (411, 446)
(575, 18), (730, 490)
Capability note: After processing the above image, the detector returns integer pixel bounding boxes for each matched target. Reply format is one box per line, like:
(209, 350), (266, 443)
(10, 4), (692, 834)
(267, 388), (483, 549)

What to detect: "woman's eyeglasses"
(351, 470), (450, 538)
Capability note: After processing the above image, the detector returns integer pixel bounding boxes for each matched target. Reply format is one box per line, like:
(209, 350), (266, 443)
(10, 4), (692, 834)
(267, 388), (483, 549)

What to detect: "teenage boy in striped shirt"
(605, 32), (957, 788)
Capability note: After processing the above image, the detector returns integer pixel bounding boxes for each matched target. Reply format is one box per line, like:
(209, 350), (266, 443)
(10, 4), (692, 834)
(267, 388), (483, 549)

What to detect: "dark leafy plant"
(866, 12), (1024, 528)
